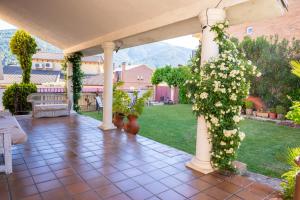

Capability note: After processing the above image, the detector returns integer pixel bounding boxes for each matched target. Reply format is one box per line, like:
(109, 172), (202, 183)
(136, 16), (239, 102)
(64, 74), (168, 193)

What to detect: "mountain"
(114, 42), (194, 68)
(0, 29), (61, 65)
(0, 29), (194, 67)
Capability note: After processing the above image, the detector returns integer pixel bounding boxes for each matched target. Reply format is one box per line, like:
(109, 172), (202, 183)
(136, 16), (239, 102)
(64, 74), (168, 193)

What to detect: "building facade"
(228, 0), (300, 40)
(32, 52), (103, 75)
(114, 62), (154, 90)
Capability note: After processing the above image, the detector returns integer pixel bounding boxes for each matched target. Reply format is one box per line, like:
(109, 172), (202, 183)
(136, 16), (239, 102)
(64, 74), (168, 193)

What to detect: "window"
(246, 26), (253, 35)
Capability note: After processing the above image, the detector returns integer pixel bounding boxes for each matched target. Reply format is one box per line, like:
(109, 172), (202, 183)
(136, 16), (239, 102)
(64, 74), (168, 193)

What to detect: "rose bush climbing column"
(186, 21), (261, 171)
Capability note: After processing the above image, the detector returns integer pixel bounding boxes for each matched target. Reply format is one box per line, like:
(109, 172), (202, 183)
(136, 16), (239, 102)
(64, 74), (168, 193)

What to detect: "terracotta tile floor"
(0, 115), (281, 200)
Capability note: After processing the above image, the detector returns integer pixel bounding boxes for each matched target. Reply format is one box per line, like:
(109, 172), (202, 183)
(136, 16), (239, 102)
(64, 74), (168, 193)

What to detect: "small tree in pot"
(124, 90), (152, 134)
(269, 107), (277, 119)
(276, 105), (286, 120)
(112, 82), (131, 129)
(245, 100), (254, 116)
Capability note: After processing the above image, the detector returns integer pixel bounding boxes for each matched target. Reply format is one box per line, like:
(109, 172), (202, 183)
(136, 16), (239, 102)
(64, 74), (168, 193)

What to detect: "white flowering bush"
(186, 22), (260, 171)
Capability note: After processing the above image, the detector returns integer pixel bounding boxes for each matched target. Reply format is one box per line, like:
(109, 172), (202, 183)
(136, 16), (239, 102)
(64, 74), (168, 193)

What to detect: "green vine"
(63, 52), (84, 112)
(186, 21), (260, 171)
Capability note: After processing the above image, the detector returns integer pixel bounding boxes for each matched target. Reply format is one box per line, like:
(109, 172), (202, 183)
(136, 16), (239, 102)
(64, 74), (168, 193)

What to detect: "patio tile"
(95, 184), (122, 199)
(114, 179), (139, 191)
(143, 181), (169, 194)
(122, 168), (143, 177)
(65, 182), (90, 195)
(36, 179), (62, 193)
(158, 189), (187, 200)
(10, 184), (39, 199)
(187, 178), (212, 191)
(190, 193), (216, 200)
(160, 176), (182, 187)
(54, 168), (76, 178)
(21, 194), (43, 200)
(71, 190), (102, 200)
(216, 181), (243, 194)
(59, 175), (83, 186)
(32, 172), (56, 183)
(173, 183), (200, 198)
(236, 189), (263, 200)
(132, 174), (156, 185)
(2, 115), (280, 200)
(126, 186), (153, 200)
(40, 187), (71, 200)
(203, 186), (232, 200)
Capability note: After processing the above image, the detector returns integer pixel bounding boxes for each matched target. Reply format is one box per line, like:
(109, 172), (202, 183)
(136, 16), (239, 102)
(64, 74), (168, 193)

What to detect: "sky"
(0, 19), (199, 49)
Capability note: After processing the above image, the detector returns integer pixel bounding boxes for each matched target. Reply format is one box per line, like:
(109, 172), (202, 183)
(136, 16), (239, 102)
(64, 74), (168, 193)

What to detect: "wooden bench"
(27, 93), (71, 118)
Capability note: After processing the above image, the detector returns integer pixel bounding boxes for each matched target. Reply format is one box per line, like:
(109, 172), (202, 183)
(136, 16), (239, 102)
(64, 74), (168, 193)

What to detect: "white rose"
(239, 132), (246, 141)
(200, 92), (208, 99)
(233, 115), (240, 123)
(215, 102), (222, 107)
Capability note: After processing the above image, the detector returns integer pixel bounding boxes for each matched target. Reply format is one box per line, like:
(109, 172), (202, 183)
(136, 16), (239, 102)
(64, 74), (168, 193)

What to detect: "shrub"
(127, 90), (152, 117)
(10, 30), (37, 83)
(113, 82), (131, 115)
(281, 147), (300, 200)
(244, 100), (254, 109)
(286, 101), (300, 124)
(269, 107), (276, 113)
(276, 105), (286, 114)
(2, 83), (37, 114)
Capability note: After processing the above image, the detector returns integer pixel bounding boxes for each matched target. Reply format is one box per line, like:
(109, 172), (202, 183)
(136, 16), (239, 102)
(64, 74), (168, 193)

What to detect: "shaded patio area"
(1, 115), (280, 200)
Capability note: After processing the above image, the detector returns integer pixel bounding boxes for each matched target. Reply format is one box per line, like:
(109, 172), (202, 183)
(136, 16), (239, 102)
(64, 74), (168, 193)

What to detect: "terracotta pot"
(124, 115), (140, 134)
(277, 114), (284, 120)
(269, 112), (277, 119)
(257, 112), (269, 118)
(113, 113), (125, 129)
(246, 109), (253, 116)
(253, 111), (257, 117)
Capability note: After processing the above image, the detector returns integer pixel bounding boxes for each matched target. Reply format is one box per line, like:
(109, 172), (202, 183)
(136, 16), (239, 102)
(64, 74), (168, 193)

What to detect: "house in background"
(114, 62), (154, 90)
(32, 52), (103, 75)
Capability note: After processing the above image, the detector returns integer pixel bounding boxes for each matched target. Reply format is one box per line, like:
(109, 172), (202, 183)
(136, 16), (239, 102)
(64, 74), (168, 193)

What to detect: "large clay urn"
(112, 113), (125, 129)
(124, 114), (139, 134)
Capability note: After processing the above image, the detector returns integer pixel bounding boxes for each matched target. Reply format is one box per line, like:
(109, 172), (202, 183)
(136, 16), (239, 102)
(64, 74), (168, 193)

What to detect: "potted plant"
(112, 82), (131, 129)
(124, 90), (152, 134)
(244, 100), (254, 116)
(257, 109), (269, 118)
(276, 105), (286, 120)
(268, 107), (277, 119)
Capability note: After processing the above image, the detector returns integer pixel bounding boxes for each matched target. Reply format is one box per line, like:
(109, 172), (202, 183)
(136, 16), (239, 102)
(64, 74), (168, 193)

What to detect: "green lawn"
(80, 104), (300, 178)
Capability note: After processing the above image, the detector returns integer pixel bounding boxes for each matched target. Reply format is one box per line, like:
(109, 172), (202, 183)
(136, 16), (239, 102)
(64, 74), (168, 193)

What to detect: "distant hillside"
(0, 29), (61, 65)
(0, 29), (194, 67)
(114, 42), (194, 68)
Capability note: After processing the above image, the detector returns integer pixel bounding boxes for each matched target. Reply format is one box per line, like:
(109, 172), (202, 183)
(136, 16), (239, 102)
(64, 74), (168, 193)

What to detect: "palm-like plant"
(281, 147), (300, 200)
(290, 60), (300, 78)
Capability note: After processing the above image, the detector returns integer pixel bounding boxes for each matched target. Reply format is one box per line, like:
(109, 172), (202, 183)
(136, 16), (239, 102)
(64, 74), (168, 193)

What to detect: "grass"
(80, 104), (300, 178)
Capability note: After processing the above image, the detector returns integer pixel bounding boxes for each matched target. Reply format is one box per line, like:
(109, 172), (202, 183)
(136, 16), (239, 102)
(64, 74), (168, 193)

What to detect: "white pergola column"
(186, 8), (226, 174)
(66, 61), (74, 112)
(99, 41), (116, 130)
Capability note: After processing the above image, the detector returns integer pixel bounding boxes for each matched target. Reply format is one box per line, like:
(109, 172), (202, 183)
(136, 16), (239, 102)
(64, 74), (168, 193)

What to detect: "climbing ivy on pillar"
(64, 52), (84, 112)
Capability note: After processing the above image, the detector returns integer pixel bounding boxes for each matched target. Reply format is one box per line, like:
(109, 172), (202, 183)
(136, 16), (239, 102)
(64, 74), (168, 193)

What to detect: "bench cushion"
(0, 116), (27, 145)
(35, 104), (68, 111)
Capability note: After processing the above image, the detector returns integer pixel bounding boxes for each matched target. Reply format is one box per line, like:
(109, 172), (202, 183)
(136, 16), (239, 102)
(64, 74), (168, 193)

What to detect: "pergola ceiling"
(0, 0), (286, 56)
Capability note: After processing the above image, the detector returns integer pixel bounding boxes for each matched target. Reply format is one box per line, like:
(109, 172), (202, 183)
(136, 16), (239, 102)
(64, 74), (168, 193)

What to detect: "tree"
(239, 36), (300, 108)
(151, 65), (191, 103)
(151, 65), (172, 85)
(10, 30), (37, 83)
